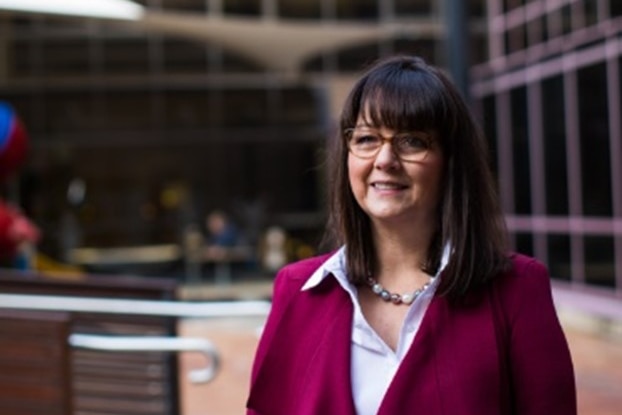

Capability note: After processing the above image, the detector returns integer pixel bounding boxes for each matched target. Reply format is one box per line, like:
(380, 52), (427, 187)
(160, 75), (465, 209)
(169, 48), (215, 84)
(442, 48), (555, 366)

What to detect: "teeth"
(373, 183), (403, 190)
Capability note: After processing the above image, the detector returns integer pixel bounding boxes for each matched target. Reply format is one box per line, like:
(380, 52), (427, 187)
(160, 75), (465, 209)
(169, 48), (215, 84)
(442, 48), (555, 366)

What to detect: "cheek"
(347, 157), (368, 208)
(347, 156), (366, 191)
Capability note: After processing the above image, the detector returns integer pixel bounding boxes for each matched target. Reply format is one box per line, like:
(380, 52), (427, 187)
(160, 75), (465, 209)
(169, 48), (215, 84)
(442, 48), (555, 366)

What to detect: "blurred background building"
(471, 0), (622, 295)
(0, 0), (620, 298)
(0, 0), (485, 275)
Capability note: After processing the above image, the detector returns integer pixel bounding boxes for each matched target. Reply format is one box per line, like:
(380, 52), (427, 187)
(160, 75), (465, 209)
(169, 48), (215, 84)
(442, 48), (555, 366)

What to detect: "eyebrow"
(353, 123), (375, 129)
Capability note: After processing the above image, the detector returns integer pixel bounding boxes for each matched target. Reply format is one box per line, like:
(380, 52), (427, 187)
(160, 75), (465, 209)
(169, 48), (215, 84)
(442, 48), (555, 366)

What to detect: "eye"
(395, 133), (431, 151)
(351, 132), (381, 147)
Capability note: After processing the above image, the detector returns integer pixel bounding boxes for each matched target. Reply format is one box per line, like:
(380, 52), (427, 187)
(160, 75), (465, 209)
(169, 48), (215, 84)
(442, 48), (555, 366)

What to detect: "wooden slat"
(0, 270), (180, 415)
(0, 310), (72, 415)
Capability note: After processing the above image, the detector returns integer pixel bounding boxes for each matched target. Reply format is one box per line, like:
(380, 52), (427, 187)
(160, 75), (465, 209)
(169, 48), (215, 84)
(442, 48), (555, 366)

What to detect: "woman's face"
(347, 112), (444, 228)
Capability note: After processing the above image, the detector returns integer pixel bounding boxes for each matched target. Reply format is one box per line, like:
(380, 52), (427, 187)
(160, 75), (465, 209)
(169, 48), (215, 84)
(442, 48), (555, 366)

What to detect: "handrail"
(0, 294), (269, 386)
(0, 293), (271, 318)
(69, 334), (220, 384)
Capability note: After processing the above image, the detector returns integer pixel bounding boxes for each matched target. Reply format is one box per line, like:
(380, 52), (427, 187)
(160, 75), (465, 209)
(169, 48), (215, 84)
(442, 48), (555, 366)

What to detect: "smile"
(371, 182), (408, 190)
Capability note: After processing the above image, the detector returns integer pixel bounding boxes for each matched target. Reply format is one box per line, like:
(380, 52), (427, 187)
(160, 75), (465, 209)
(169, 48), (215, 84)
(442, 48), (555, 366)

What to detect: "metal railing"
(69, 334), (220, 383)
(0, 293), (271, 384)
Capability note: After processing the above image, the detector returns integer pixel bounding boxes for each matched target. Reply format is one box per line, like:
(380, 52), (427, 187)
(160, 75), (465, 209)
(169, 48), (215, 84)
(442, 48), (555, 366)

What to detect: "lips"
(371, 181), (408, 190)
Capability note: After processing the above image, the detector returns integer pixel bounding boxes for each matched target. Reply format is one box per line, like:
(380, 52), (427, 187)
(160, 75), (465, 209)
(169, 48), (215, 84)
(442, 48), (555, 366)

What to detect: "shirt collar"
(301, 246), (349, 291)
(301, 243), (452, 292)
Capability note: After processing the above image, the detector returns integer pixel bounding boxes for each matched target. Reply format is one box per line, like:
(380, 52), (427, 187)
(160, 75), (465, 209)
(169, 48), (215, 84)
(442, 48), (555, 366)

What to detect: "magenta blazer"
(247, 253), (576, 415)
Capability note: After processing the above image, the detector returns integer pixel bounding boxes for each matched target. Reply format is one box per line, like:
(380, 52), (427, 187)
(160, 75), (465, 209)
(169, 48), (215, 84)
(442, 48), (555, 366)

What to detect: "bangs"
(354, 67), (450, 135)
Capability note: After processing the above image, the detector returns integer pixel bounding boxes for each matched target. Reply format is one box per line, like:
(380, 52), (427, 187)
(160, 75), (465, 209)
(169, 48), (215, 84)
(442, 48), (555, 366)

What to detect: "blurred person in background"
(246, 56), (576, 415)
(204, 210), (241, 257)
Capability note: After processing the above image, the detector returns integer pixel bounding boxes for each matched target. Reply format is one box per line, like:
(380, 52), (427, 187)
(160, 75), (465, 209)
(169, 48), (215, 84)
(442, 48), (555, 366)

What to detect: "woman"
(247, 56), (576, 415)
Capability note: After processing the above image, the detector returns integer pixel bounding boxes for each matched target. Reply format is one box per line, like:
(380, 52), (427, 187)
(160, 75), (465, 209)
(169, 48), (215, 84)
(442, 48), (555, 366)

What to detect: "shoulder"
(508, 252), (548, 275)
(502, 252), (551, 292)
(277, 252), (334, 282)
(493, 252), (555, 320)
(270, 252), (334, 300)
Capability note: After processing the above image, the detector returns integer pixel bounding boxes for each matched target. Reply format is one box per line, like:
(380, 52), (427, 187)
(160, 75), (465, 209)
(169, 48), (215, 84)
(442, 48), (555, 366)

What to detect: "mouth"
(371, 181), (408, 191)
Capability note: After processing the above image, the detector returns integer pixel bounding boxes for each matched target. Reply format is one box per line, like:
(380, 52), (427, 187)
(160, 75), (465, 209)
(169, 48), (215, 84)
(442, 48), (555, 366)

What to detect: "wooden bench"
(0, 309), (72, 415)
(0, 270), (180, 415)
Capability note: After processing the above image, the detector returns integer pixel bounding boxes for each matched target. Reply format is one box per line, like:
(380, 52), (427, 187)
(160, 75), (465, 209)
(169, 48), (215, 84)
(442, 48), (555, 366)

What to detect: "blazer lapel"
(377, 295), (445, 415)
(248, 277), (357, 415)
(378, 290), (502, 415)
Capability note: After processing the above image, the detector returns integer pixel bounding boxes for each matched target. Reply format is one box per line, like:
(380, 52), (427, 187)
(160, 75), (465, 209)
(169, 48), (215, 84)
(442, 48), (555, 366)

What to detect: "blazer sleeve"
(246, 265), (301, 415)
(502, 257), (577, 414)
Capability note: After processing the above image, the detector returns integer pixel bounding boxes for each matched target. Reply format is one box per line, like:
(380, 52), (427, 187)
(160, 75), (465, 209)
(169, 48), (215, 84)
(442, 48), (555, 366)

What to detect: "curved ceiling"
(0, 0), (443, 73)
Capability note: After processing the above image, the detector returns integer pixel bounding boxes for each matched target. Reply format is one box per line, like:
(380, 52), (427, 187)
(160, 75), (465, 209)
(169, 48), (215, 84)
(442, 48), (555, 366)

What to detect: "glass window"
(542, 75), (569, 215)
(393, 38), (437, 65)
(510, 86), (532, 215)
(610, 0), (622, 17)
(207, 90), (224, 126)
(102, 38), (150, 74)
(515, 232), (534, 256)
(336, 0), (378, 20)
(336, 42), (380, 72)
(44, 92), (101, 133)
(505, 24), (527, 54)
(584, 0), (598, 27)
(469, 0), (485, 18)
(40, 39), (90, 76)
(547, 8), (562, 39)
(526, 18), (542, 47)
(162, 39), (208, 73)
(394, 0), (431, 15)
(223, 0), (261, 15)
(220, 50), (264, 73)
(222, 89), (268, 126)
(249, 141), (320, 211)
(9, 16), (33, 33)
(503, 0), (525, 13)
(278, 0), (320, 18)
(561, 4), (572, 35)
(162, 90), (210, 129)
(8, 40), (35, 77)
(547, 234), (571, 281)
(161, 0), (207, 12)
(39, 16), (90, 32)
(577, 63), (613, 216)
(481, 95), (499, 176)
(470, 32), (488, 65)
(540, 15), (549, 42)
(278, 88), (318, 126)
(103, 91), (154, 130)
(301, 54), (327, 72)
(584, 236), (615, 288)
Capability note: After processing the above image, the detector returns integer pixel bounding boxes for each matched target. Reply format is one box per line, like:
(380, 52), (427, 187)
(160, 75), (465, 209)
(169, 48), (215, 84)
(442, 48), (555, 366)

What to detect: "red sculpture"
(0, 102), (40, 266)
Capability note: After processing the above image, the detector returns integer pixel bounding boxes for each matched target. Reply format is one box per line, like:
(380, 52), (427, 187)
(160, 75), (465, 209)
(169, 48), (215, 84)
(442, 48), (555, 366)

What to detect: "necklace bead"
(366, 276), (434, 306)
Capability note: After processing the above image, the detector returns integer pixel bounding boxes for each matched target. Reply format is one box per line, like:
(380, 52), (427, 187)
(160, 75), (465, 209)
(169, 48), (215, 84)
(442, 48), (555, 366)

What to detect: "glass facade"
(473, 0), (622, 292)
(1, 0), (487, 270)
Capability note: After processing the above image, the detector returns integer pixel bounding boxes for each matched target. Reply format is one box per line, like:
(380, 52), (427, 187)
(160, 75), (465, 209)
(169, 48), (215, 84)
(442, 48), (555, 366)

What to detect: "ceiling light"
(0, 0), (144, 20)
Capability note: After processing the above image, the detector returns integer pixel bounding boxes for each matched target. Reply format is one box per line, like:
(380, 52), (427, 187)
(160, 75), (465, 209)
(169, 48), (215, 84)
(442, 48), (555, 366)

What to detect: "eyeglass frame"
(343, 127), (435, 162)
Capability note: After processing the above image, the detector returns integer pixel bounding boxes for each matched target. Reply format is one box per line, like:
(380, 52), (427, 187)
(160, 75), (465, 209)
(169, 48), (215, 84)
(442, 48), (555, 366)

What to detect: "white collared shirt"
(301, 245), (450, 415)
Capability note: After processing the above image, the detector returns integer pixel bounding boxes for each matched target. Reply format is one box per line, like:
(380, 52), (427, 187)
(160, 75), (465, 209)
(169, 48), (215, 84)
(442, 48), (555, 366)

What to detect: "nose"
(373, 141), (400, 169)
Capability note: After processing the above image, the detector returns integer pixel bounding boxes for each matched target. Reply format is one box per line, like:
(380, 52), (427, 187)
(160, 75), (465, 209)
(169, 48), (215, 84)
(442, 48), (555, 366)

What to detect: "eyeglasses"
(344, 127), (434, 162)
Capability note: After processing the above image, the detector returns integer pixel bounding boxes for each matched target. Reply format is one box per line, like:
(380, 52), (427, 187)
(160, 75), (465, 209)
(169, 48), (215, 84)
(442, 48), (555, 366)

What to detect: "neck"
(371, 217), (436, 285)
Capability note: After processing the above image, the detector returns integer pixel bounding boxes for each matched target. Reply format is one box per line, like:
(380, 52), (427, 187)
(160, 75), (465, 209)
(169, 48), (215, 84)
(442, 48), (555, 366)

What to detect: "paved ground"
(177, 282), (622, 415)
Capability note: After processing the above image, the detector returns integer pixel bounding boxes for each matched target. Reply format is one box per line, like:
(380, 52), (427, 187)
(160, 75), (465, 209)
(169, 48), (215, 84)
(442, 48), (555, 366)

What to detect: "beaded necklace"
(365, 275), (435, 305)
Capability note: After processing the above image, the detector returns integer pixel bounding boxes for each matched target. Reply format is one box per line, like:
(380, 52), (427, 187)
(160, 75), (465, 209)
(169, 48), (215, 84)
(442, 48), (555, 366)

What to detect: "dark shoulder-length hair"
(324, 55), (510, 300)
